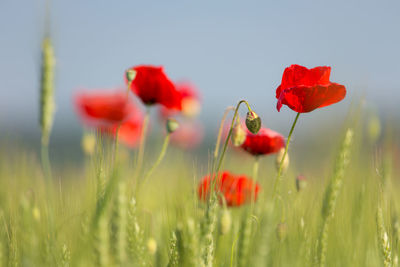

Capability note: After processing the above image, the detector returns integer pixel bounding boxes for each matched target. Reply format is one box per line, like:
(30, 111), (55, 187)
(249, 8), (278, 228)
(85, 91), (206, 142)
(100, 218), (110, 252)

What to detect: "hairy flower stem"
(213, 106), (235, 164)
(215, 100), (252, 174)
(137, 134), (171, 194)
(272, 112), (300, 200)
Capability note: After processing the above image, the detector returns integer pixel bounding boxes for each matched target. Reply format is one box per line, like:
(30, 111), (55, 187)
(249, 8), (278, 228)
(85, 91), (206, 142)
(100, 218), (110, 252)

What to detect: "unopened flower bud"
(276, 222), (287, 242)
(245, 111), (261, 134)
(81, 132), (96, 156)
(220, 209), (232, 235)
(275, 148), (289, 173)
(166, 118), (179, 134)
(296, 175), (307, 192)
(125, 69), (137, 83)
(231, 123), (246, 146)
(147, 238), (157, 255)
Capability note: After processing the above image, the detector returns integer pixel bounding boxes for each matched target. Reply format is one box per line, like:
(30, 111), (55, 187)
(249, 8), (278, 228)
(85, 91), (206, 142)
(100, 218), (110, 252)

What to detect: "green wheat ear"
(39, 37), (55, 146)
(377, 206), (392, 267)
(318, 128), (353, 267)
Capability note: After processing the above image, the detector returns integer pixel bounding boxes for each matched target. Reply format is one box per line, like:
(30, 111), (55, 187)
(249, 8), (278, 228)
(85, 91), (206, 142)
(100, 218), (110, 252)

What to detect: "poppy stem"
(215, 100), (252, 174)
(272, 112), (300, 200)
(134, 107), (150, 180)
(137, 133), (171, 194)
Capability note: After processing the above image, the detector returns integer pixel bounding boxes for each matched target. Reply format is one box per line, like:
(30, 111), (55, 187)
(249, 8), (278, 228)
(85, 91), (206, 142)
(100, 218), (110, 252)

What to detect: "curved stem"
(113, 124), (121, 167)
(137, 134), (170, 194)
(272, 112), (300, 200)
(134, 108), (150, 179)
(215, 100), (252, 174)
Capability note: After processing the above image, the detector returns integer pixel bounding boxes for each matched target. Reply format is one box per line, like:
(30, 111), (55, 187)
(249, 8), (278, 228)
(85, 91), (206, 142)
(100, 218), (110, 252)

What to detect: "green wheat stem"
(318, 128), (353, 267)
(272, 112), (300, 200)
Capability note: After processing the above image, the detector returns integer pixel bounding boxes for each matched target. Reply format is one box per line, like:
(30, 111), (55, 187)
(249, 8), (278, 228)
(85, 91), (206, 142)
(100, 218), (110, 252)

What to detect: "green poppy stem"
(213, 106), (235, 165)
(215, 100), (252, 174)
(137, 133), (170, 194)
(272, 112), (300, 200)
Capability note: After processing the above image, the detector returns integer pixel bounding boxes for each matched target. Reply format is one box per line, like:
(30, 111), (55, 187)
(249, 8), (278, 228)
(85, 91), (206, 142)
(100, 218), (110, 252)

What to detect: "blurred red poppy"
(198, 171), (260, 207)
(75, 91), (134, 127)
(276, 64), (346, 113)
(170, 121), (204, 150)
(100, 115), (143, 148)
(159, 82), (201, 119)
(241, 128), (285, 156)
(126, 65), (182, 109)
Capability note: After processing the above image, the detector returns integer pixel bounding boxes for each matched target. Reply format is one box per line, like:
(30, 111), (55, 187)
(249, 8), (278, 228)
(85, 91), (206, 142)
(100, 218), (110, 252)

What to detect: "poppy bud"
(276, 222), (287, 242)
(245, 111), (261, 134)
(81, 132), (96, 156)
(275, 148), (289, 173)
(296, 175), (307, 192)
(147, 238), (157, 255)
(125, 69), (137, 83)
(231, 123), (246, 146)
(220, 209), (232, 235)
(166, 118), (179, 134)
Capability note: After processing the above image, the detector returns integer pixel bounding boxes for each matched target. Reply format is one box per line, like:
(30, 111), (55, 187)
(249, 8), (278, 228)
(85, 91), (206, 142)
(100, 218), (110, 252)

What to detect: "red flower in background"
(101, 115), (143, 148)
(198, 171), (260, 207)
(241, 128), (285, 156)
(126, 65), (182, 109)
(170, 121), (204, 150)
(159, 82), (201, 119)
(75, 91), (134, 127)
(276, 64), (346, 113)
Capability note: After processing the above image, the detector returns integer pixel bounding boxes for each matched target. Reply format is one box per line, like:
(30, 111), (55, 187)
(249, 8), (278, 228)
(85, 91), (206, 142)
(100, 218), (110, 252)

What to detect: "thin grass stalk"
(318, 128), (353, 267)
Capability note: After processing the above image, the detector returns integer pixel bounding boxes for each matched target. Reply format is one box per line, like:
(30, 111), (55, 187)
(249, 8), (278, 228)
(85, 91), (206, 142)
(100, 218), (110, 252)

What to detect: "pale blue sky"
(1, 0), (399, 138)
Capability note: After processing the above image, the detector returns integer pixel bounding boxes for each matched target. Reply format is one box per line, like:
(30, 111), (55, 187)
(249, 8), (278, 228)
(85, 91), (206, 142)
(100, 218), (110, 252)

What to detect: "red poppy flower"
(241, 128), (285, 156)
(198, 171), (260, 207)
(276, 64), (346, 113)
(126, 65), (182, 109)
(75, 91), (135, 127)
(170, 121), (204, 150)
(159, 82), (201, 119)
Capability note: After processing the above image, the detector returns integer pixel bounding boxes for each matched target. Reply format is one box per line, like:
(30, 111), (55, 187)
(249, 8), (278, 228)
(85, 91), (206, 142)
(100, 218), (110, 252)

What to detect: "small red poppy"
(75, 91), (134, 127)
(126, 65), (182, 109)
(276, 64), (346, 113)
(198, 171), (260, 207)
(241, 128), (285, 156)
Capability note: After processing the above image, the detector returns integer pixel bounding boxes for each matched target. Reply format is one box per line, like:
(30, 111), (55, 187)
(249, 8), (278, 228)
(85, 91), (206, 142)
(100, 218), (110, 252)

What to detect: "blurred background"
(0, 0), (399, 162)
